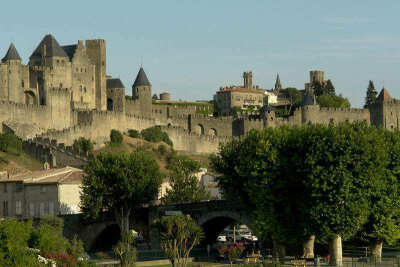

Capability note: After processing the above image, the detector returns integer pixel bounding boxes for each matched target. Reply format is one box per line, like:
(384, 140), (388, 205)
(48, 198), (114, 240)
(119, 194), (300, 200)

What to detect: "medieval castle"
(0, 34), (399, 164)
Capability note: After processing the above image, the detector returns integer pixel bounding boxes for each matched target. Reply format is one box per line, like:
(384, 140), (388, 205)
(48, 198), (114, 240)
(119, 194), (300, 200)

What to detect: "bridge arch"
(208, 128), (217, 136)
(197, 210), (254, 245)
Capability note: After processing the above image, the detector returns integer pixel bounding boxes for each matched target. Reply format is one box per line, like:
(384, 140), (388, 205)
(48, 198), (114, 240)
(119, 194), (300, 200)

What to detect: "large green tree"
(364, 80), (378, 108)
(211, 123), (399, 265)
(161, 155), (210, 204)
(317, 94), (350, 108)
(81, 151), (163, 235)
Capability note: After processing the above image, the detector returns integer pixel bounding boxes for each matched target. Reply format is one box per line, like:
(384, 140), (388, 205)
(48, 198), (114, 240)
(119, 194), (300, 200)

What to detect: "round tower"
(132, 67), (152, 115)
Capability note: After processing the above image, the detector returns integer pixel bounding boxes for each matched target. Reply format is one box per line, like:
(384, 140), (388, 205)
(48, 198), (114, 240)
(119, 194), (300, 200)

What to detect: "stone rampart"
(161, 125), (231, 154)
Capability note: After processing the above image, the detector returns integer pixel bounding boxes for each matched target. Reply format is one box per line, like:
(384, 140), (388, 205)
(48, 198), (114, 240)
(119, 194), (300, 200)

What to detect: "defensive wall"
(161, 125), (232, 154)
(301, 106), (370, 125)
(22, 137), (88, 168)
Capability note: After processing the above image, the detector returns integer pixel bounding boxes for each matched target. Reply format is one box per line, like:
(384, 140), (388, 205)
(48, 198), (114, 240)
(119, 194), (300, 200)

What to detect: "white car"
(217, 235), (227, 242)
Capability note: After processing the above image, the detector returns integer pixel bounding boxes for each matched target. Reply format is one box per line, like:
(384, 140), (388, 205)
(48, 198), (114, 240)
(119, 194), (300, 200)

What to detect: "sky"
(1, 0), (399, 107)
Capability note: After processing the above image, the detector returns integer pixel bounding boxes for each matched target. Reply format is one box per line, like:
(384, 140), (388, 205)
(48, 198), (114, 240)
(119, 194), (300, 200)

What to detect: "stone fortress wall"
(0, 34), (398, 158)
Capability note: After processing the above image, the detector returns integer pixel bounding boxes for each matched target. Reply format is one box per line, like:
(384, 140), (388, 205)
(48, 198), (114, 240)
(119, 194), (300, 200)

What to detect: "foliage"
(0, 217), (91, 266)
(128, 129), (140, 138)
(29, 216), (69, 255)
(161, 155), (210, 204)
(280, 87), (303, 115)
(325, 80), (335, 95)
(110, 129), (123, 145)
(211, 123), (400, 254)
(141, 126), (173, 147)
(152, 94), (159, 100)
(81, 151), (163, 234)
(113, 232), (137, 267)
(159, 214), (204, 267)
(364, 80), (378, 108)
(218, 242), (245, 262)
(0, 132), (22, 153)
(157, 144), (168, 156)
(73, 137), (94, 154)
(0, 219), (37, 266)
(317, 93), (350, 108)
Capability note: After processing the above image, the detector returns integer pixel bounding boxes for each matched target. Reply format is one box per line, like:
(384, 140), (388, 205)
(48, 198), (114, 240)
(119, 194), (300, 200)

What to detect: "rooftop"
(0, 166), (83, 184)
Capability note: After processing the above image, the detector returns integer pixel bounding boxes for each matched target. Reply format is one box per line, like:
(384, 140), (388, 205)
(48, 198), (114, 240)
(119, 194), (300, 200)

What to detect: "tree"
(280, 87), (302, 115)
(211, 123), (393, 266)
(364, 80), (377, 108)
(152, 94), (159, 100)
(113, 232), (137, 267)
(161, 155), (210, 204)
(141, 126), (173, 147)
(81, 151), (163, 235)
(110, 129), (123, 144)
(312, 81), (324, 96)
(73, 137), (94, 154)
(159, 214), (204, 267)
(317, 94), (351, 108)
(325, 79), (335, 96)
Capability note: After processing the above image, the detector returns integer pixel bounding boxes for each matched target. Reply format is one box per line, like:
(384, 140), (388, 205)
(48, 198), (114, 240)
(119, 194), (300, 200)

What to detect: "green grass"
(0, 148), (42, 171)
(155, 262), (223, 267)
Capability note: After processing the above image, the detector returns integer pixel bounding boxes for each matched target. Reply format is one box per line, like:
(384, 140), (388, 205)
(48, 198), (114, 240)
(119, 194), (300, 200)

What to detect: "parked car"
(217, 235), (227, 242)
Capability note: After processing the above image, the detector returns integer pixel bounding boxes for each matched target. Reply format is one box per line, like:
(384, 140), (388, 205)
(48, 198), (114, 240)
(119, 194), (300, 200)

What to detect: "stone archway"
(195, 124), (205, 135)
(107, 98), (114, 111)
(197, 211), (254, 245)
(24, 90), (36, 105)
(208, 128), (217, 136)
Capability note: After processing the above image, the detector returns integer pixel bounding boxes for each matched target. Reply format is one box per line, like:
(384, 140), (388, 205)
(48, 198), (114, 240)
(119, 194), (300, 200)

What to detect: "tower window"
(21, 80), (24, 88)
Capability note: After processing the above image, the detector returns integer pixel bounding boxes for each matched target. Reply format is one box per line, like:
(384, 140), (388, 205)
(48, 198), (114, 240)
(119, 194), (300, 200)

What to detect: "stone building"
(0, 167), (83, 219)
(214, 72), (266, 115)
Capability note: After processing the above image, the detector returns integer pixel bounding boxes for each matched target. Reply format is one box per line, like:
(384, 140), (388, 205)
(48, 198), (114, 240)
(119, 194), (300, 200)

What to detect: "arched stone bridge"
(63, 200), (252, 251)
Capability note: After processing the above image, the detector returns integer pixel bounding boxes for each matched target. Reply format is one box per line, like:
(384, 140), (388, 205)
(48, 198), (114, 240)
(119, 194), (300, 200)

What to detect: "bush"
(0, 132), (22, 153)
(157, 144), (167, 156)
(110, 129), (123, 144)
(73, 137), (93, 154)
(141, 126), (173, 147)
(128, 129), (140, 138)
(113, 233), (137, 267)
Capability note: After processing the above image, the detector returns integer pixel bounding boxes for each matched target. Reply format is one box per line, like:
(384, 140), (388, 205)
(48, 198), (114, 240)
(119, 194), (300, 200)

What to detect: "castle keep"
(0, 34), (399, 159)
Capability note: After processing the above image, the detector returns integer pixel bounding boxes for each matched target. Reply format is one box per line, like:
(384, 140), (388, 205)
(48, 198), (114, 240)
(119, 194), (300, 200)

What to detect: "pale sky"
(1, 0), (399, 107)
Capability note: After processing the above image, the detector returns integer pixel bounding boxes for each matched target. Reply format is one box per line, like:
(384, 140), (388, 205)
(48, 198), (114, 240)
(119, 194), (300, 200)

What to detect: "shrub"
(141, 126), (173, 147)
(128, 129), (140, 138)
(110, 129), (123, 144)
(0, 132), (22, 153)
(113, 233), (137, 267)
(73, 137), (93, 154)
(157, 144), (167, 156)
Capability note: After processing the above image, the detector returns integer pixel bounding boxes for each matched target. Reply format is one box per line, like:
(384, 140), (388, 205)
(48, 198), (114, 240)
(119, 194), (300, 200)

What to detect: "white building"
(0, 166), (83, 218)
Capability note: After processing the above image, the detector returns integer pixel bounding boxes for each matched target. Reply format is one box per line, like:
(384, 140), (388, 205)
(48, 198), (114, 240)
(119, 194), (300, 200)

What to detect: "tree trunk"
(116, 208), (131, 238)
(272, 239), (286, 263)
(302, 235), (315, 258)
(329, 235), (343, 266)
(370, 240), (383, 263)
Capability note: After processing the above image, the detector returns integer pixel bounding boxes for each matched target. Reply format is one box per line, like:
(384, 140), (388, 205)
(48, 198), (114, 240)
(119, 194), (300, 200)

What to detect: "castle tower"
(1, 43), (24, 103)
(29, 34), (69, 66)
(106, 78), (125, 112)
(243, 71), (253, 89)
(310, 70), (324, 84)
(370, 88), (398, 129)
(86, 39), (107, 111)
(274, 73), (282, 91)
(132, 67), (152, 115)
(302, 88), (317, 106)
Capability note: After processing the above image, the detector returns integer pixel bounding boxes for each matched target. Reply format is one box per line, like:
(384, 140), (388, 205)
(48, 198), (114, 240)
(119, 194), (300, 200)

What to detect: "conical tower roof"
(2, 43), (21, 62)
(30, 34), (68, 59)
(274, 73), (282, 90)
(133, 67), (151, 87)
(376, 88), (393, 102)
(302, 89), (317, 106)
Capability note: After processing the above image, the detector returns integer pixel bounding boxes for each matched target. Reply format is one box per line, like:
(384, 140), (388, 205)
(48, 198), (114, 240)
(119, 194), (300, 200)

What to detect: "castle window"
(57, 60), (59, 63)
(76, 68), (78, 72)
(81, 96), (83, 103)
(81, 68), (83, 72)
(80, 85), (82, 91)
(84, 87), (86, 93)
(21, 80), (24, 88)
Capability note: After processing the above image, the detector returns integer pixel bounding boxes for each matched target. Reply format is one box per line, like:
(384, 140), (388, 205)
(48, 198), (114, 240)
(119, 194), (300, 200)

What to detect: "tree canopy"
(211, 123), (400, 264)
(141, 126), (173, 147)
(81, 151), (164, 234)
(364, 80), (378, 108)
(317, 93), (350, 108)
(161, 155), (210, 204)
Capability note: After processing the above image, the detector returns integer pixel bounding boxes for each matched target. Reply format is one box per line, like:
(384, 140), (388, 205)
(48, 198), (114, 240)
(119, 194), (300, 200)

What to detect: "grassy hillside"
(0, 149), (42, 174)
(94, 135), (211, 173)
